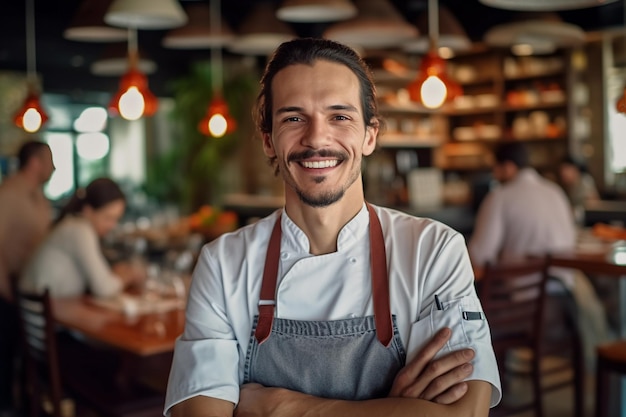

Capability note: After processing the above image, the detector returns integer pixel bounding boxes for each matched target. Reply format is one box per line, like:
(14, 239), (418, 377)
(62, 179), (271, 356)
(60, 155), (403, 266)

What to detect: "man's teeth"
(302, 160), (338, 169)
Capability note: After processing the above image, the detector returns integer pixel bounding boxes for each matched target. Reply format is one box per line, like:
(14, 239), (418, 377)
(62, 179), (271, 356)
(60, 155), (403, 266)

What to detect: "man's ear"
(262, 133), (276, 158)
(363, 120), (379, 156)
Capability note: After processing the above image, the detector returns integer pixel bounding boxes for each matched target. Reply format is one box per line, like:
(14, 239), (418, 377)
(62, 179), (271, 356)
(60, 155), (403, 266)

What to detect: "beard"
(281, 149), (361, 208)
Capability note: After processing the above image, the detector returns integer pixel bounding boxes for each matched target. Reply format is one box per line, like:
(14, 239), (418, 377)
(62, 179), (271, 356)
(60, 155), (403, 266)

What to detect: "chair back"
(15, 288), (64, 417)
(478, 256), (550, 417)
(479, 257), (550, 355)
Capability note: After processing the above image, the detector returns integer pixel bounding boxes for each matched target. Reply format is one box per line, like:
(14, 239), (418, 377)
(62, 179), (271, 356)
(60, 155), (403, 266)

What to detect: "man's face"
(493, 161), (517, 184)
(262, 60), (378, 208)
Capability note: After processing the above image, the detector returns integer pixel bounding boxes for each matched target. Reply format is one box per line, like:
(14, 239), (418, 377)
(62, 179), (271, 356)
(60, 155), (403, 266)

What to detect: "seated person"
(20, 178), (145, 298)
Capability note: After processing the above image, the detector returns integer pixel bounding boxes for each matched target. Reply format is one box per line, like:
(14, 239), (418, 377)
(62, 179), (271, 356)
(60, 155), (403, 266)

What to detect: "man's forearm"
(236, 381), (492, 417)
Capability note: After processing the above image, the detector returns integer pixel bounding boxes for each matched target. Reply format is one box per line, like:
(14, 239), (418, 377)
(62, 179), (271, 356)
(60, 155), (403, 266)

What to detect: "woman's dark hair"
(17, 140), (49, 170)
(561, 155), (588, 173)
(55, 177), (126, 225)
(254, 37), (383, 170)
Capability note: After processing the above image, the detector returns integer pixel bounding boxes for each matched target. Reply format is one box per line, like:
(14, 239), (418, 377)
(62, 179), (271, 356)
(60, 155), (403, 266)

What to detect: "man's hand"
(389, 327), (474, 404)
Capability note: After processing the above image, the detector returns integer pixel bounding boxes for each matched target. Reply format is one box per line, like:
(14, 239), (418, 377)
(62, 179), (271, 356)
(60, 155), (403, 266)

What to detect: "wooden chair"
(595, 339), (626, 417)
(15, 288), (165, 417)
(477, 256), (585, 417)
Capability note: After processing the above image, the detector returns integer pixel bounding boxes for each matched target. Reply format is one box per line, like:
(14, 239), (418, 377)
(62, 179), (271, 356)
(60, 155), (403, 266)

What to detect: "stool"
(596, 339), (626, 417)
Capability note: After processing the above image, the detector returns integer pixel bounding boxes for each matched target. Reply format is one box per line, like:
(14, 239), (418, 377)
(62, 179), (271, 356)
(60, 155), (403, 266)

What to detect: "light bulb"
(420, 75), (447, 109)
(209, 113), (228, 137)
(119, 86), (145, 120)
(23, 108), (43, 133)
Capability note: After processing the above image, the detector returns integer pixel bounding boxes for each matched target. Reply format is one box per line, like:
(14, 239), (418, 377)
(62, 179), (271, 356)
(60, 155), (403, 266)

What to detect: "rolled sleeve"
(406, 295), (502, 408)
(164, 337), (240, 415)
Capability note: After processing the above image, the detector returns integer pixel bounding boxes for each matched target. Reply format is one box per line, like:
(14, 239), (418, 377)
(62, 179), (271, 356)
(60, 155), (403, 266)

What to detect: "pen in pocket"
(434, 294), (443, 310)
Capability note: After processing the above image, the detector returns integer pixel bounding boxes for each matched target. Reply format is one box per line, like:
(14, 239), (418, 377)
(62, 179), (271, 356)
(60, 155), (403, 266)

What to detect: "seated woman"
(20, 178), (145, 298)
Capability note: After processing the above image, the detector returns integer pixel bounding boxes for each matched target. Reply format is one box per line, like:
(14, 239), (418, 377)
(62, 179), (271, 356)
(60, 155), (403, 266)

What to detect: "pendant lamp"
(479, 0), (617, 11)
(198, 0), (236, 138)
(276, 0), (357, 23)
(406, 0), (461, 109)
(104, 0), (187, 30)
(14, 0), (49, 133)
(108, 29), (158, 120)
(228, 2), (296, 56)
(323, 0), (418, 50)
(63, 0), (127, 42)
(162, 3), (234, 49)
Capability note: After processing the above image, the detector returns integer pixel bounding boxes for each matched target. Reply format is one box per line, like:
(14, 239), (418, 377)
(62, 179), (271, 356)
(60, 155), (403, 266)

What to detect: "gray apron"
(243, 204), (407, 400)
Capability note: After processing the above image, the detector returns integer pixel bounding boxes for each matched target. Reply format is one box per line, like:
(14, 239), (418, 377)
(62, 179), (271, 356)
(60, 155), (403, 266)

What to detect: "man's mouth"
(301, 160), (339, 169)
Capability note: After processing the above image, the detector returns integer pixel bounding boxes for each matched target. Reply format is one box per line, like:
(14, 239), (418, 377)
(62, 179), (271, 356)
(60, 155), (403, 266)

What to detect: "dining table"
(547, 234), (626, 416)
(51, 291), (187, 394)
(51, 295), (185, 357)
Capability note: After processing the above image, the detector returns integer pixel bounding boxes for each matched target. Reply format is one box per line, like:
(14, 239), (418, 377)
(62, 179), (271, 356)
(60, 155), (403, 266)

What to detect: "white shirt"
(19, 215), (123, 298)
(469, 168), (577, 288)
(165, 204), (501, 413)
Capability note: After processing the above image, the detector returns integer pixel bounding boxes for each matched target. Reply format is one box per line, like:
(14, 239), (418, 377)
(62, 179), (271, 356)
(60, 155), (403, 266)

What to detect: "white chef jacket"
(19, 215), (123, 298)
(164, 204), (501, 414)
(469, 168), (577, 288)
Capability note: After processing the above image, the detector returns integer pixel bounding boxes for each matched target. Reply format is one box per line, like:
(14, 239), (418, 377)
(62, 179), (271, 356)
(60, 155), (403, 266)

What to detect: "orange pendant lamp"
(407, 0), (461, 109)
(108, 28), (158, 120)
(198, 0), (236, 138)
(14, 0), (49, 133)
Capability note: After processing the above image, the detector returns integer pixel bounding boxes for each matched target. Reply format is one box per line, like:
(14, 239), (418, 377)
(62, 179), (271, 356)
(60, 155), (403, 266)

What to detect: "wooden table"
(548, 249), (626, 337)
(52, 296), (185, 356)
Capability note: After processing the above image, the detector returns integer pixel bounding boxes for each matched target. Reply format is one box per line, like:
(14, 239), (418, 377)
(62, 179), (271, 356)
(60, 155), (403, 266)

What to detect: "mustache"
(288, 149), (346, 162)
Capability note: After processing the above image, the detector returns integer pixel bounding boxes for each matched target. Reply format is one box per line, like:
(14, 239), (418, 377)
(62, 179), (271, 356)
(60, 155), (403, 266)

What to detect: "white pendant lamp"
(228, 2), (296, 56)
(276, 0), (357, 23)
(479, 0), (617, 11)
(323, 0), (418, 50)
(91, 43), (157, 76)
(483, 13), (585, 55)
(104, 0), (187, 30)
(163, 3), (234, 49)
(63, 0), (128, 42)
(403, 5), (471, 57)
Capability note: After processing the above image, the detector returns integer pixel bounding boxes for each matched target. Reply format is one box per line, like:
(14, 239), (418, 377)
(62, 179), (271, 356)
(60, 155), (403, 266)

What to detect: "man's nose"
(301, 117), (332, 148)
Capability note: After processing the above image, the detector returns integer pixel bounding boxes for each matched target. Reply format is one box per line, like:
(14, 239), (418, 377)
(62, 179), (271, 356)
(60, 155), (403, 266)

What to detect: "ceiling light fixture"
(403, 5), (471, 58)
(483, 13), (585, 56)
(199, 0), (236, 138)
(323, 0), (418, 50)
(479, 0), (617, 11)
(63, 0), (127, 42)
(108, 28), (158, 120)
(228, 2), (296, 56)
(162, 3), (234, 49)
(104, 0), (187, 30)
(276, 0), (357, 23)
(407, 0), (461, 109)
(14, 0), (49, 133)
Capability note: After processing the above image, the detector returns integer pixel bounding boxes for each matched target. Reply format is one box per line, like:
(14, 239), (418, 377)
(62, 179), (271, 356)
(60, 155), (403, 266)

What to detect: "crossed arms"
(170, 327), (493, 417)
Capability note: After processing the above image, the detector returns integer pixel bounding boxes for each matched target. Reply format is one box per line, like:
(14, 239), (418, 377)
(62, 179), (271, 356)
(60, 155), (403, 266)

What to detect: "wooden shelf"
(378, 133), (442, 148)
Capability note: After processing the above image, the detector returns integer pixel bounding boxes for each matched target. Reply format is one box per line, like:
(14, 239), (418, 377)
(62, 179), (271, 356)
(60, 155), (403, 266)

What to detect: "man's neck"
(284, 188), (365, 256)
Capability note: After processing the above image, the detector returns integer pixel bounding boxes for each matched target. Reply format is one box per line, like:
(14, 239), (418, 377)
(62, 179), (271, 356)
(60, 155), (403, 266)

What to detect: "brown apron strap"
(255, 204), (393, 347)
(254, 214), (282, 344)
(366, 203), (393, 347)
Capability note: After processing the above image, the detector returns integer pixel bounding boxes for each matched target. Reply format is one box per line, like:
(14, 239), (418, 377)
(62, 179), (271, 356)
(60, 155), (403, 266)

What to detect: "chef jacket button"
(281, 252), (289, 260)
(349, 313), (357, 318)
(349, 257), (357, 264)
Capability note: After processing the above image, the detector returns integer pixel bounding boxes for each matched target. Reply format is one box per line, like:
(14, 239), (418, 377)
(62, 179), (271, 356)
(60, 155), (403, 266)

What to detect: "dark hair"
(494, 142), (529, 168)
(17, 140), (50, 170)
(561, 155), (588, 173)
(254, 37), (382, 169)
(55, 178), (126, 225)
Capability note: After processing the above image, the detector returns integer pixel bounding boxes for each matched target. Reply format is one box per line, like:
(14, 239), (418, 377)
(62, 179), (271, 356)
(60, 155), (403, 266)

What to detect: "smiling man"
(165, 38), (500, 417)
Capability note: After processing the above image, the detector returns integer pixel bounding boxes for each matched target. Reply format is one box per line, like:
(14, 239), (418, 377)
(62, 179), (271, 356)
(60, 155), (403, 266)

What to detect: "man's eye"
(334, 115), (349, 121)
(284, 116), (301, 122)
